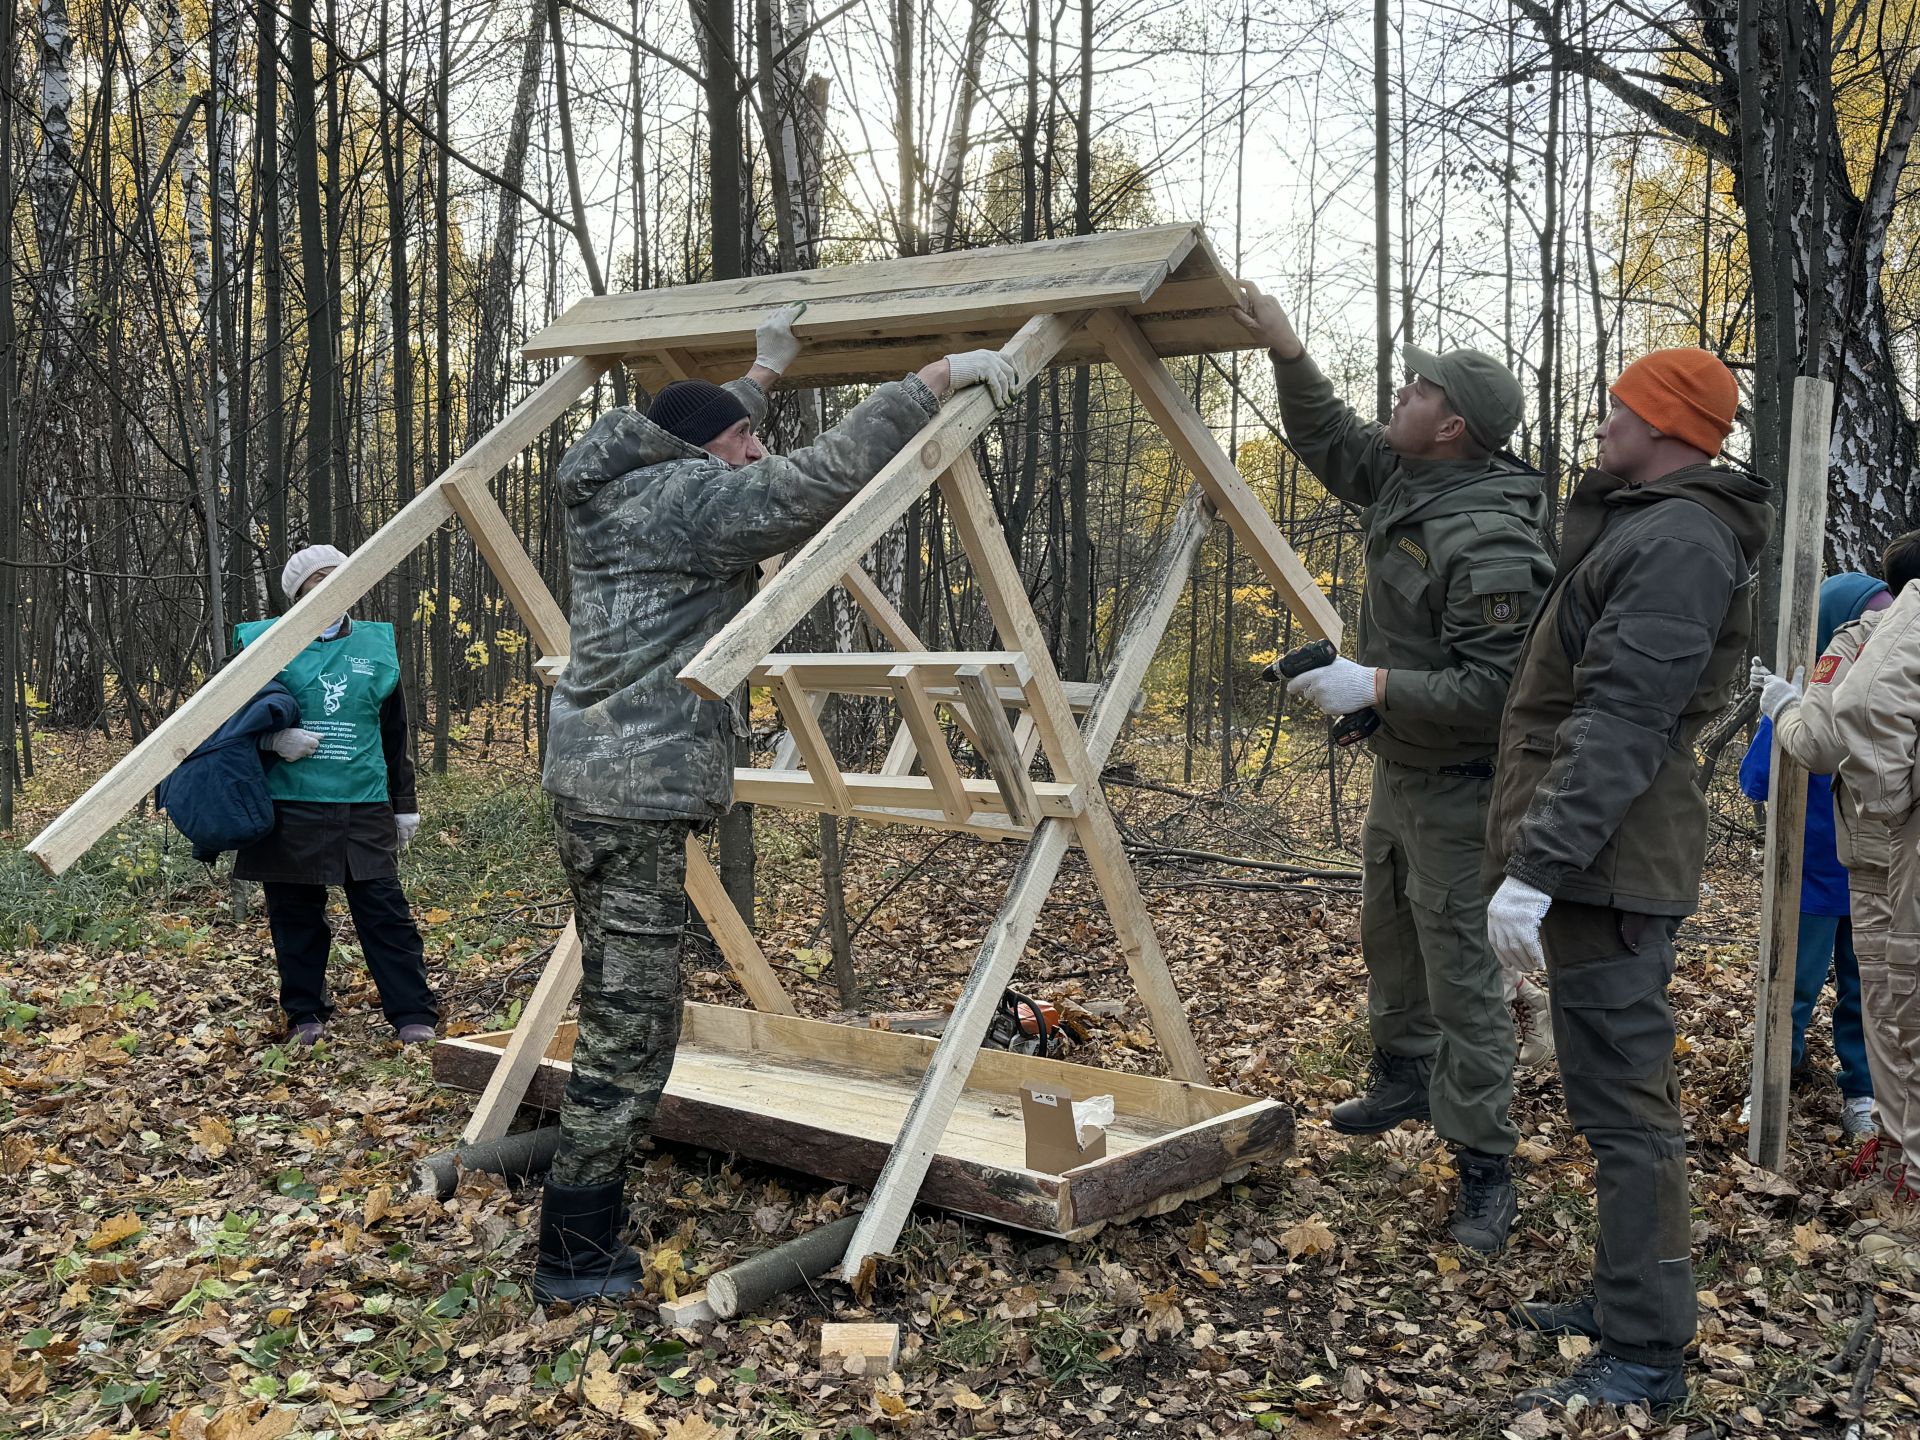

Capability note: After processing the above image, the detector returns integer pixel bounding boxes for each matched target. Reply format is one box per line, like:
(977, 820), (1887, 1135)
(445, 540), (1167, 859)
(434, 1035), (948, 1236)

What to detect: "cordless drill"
(1260, 638), (1382, 747)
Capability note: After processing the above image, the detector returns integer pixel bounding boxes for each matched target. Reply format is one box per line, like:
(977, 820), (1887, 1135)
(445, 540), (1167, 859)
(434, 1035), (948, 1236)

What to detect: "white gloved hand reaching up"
(266, 728), (322, 761)
(753, 302), (808, 374)
(945, 350), (1020, 407)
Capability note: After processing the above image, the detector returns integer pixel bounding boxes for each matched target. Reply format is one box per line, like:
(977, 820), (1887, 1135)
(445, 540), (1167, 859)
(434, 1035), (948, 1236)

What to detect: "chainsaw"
(983, 988), (1089, 1058)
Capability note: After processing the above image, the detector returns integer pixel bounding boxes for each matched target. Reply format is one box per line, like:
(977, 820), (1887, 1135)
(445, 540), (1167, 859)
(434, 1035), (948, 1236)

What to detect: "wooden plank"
(1749, 376), (1835, 1171)
(820, 1324), (899, 1372)
(838, 563), (920, 650)
(764, 664), (852, 813)
(620, 310), (1260, 394)
(444, 475), (571, 656)
(1088, 309), (1344, 645)
(880, 721), (919, 776)
(525, 227), (1195, 357)
(1061, 1101), (1292, 1226)
(888, 665), (969, 822)
(685, 837), (799, 1016)
(28, 354), (611, 875)
(462, 918), (584, 1145)
(770, 689), (831, 772)
(837, 490), (1212, 1279)
(732, 765), (1078, 821)
(677, 310), (1083, 701)
(747, 651), (1025, 692)
(955, 664), (1039, 826)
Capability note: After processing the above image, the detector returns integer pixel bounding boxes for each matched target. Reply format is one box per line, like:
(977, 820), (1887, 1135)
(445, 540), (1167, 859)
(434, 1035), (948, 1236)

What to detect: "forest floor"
(1, 723), (1917, 1440)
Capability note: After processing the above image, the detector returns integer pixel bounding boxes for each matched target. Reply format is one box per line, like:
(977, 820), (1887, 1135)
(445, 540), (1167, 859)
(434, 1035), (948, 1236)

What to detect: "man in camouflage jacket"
(532, 305), (1019, 1305)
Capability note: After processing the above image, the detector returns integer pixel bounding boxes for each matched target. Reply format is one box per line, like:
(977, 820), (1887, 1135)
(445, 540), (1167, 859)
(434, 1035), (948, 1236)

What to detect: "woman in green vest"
(233, 544), (439, 1046)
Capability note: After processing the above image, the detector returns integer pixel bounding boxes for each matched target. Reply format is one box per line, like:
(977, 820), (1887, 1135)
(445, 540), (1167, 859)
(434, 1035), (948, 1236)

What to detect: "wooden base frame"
(434, 1002), (1293, 1240)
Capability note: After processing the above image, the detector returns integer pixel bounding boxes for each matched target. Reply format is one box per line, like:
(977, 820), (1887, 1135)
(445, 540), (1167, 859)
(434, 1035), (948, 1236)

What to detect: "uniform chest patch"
(1813, 655), (1842, 684)
(1396, 536), (1428, 568)
(1483, 594), (1518, 624)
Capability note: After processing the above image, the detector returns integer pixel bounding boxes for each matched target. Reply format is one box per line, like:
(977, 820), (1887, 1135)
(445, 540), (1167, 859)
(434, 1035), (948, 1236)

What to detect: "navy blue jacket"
(156, 681), (301, 862)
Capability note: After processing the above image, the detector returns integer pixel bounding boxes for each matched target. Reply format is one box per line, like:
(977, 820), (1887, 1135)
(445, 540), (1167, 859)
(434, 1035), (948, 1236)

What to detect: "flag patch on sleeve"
(1813, 656), (1841, 684)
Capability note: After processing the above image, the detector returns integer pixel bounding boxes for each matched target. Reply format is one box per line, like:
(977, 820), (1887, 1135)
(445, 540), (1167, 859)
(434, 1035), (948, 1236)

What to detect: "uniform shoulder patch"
(1813, 655), (1842, 684)
(1483, 593), (1519, 624)
(1396, 536), (1428, 568)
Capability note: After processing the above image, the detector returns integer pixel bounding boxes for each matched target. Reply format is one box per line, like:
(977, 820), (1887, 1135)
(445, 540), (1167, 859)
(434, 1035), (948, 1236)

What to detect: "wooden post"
(684, 839), (800, 1016)
(1749, 376), (1834, 1170)
(463, 919), (584, 1145)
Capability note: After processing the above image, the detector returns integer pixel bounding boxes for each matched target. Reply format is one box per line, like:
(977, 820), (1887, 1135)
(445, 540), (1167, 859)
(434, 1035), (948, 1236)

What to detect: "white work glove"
(1487, 876), (1552, 985)
(1749, 656), (1806, 721)
(945, 349), (1020, 407)
(753, 302), (807, 374)
(395, 812), (421, 849)
(266, 727), (322, 761)
(1286, 655), (1379, 716)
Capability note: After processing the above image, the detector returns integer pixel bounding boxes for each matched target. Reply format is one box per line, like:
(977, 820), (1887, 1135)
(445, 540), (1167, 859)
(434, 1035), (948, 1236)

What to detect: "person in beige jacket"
(1754, 530), (1920, 1196)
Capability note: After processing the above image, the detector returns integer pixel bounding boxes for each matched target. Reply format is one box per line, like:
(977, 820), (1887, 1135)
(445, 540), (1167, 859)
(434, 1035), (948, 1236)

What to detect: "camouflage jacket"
(542, 373), (942, 821)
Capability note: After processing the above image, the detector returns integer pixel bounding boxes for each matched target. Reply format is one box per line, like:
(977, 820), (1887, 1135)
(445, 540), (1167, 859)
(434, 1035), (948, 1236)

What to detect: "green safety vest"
(234, 619), (400, 805)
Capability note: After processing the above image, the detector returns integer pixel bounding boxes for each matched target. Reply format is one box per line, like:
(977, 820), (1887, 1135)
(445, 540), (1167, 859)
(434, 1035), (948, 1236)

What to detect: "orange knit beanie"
(1609, 348), (1738, 456)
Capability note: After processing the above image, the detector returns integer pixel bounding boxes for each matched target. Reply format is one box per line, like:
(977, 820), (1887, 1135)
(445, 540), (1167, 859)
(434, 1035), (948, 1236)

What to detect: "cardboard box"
(1021, 1083), (1109, 1172)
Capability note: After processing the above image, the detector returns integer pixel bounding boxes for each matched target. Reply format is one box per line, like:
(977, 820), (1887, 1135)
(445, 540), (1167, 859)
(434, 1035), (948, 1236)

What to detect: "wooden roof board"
(521, 224), (1247, 382)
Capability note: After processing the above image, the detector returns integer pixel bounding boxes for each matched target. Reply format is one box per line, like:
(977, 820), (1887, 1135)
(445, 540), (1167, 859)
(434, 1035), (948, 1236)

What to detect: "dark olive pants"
(548, 804), (695, 1186)
(1360, 758), (1518, 1155)
(1544, 902), (1694, 1368)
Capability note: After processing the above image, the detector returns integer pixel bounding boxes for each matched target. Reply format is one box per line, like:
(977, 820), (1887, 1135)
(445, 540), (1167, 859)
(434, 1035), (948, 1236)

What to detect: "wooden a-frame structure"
(31, 224), (1341, 1278)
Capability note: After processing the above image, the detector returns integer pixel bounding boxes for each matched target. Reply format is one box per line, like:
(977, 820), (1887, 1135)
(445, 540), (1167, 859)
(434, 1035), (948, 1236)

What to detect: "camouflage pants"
(548, 804), (694, 1186)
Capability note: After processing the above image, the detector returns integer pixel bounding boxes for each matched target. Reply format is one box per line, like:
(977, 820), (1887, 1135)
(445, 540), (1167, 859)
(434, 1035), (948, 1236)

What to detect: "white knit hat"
(281, 544), (349, 602)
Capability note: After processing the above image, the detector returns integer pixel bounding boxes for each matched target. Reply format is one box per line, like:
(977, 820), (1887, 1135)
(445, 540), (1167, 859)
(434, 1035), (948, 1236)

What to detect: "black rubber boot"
(1329, 1050), (1432, 1135)
(1515, 1351), (1687, 1412)
(531, 1178), (645, 1305)
(1510, 1294), (1602, 1339)
(1447, 1148), (1517, 1254)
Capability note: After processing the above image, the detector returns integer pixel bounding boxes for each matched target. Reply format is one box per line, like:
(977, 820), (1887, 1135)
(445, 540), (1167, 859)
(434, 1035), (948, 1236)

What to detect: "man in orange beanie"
(1485, 348), (1774, 1412)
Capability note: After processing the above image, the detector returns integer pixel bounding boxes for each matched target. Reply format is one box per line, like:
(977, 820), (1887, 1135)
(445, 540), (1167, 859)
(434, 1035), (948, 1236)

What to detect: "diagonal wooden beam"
(838, 488), (1214, 1282)
(955, 664), (1039, 826)
(684, 839), (800, 1016)
(1087, 309), (1342, 645)
(445, 476), (572, 656)
(764, 663), (852, 814)
(888, 665), (970, 823)
(28, 354), (613, 875)
(463, 919), (585, 1145)
(678, 311), (1085, 702)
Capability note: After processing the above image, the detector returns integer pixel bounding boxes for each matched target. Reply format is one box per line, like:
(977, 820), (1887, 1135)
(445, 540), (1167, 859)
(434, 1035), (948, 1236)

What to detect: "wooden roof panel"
(521, 223), (1247, 381)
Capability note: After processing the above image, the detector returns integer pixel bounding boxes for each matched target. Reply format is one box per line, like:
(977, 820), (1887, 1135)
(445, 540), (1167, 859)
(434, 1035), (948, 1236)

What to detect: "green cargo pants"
(1360, 756), (1518, 1156)
(1543, 902), (1694, 1368)
(548, 803), (695, 1186)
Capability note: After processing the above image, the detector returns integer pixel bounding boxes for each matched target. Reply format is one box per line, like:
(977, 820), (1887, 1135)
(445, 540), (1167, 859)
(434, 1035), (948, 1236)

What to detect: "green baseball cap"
(1403, 344), (1525, 451)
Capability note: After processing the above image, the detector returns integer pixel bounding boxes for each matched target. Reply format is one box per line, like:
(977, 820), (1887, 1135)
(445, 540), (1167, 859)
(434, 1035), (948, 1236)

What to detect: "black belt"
(1436, 759), (1495, 780)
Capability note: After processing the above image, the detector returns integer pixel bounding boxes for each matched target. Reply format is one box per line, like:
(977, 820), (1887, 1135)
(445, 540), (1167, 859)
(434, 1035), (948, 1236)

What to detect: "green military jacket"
(1486, 463), (1775, 915)
(1272, 353), (1553, 769)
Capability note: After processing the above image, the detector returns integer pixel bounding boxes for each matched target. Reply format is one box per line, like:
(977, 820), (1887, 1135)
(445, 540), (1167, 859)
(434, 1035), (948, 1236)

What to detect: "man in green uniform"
(1237, 282), (1551, 1253)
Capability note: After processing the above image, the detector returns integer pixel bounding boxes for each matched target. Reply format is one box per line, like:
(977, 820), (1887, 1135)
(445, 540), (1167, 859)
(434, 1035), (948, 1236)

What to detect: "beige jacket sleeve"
(1774, 623), (1872, 773)
(1830, 585), (1920, 822)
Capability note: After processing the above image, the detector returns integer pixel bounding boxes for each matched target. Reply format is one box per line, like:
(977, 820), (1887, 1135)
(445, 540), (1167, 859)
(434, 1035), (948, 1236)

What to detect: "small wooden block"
(658, 1290), (716, 1327)
(820, 1322), (899, 1373)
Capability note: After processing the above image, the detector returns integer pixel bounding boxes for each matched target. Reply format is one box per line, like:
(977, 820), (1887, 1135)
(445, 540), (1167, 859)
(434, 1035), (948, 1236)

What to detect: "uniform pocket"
(1551, 955), (1673, 1079)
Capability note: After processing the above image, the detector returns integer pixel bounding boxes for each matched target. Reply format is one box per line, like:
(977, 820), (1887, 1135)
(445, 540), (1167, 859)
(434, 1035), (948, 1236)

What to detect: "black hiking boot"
(1329, 1050), (1431, 1135)
(1514, 1351), (1687, 1412)
(531, 1178), (645, 1306)
(1447, 1148), (1517, 1254)
(1510, 1293), (1602, 1339)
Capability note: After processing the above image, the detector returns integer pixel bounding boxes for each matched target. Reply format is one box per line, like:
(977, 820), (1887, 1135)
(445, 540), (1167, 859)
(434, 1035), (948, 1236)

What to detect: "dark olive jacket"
(1486, 462), (1775, 915)
(1272, 352), (1553, 768)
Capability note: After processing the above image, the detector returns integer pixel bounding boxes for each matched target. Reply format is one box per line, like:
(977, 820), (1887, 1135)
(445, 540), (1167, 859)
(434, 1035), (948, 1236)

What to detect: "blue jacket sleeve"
(1738, 718), (1773, 802)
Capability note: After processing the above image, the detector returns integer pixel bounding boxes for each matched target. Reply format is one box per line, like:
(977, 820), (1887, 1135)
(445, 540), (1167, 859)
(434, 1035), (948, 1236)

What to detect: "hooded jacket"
(1487, 462), (1775, 915)
(541, 373), (941, 822)
(1739, 573), (1888, 914)
(1271, 352), (1553, 767)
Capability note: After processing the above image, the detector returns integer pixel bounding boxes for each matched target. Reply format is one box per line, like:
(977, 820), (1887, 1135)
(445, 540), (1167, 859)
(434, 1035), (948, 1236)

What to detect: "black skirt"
(233, 800), (402, 885)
